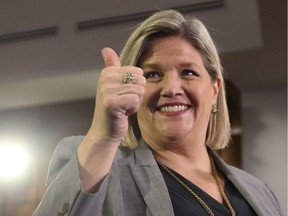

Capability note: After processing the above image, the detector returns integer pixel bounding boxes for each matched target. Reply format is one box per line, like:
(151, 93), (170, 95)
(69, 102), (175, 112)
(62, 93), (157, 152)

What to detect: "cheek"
(141, 85), (159, 110)
(137, 98), (153, 133)
(138, 90), (152, 118)
(137, 87), (160, 129)
(188, 84), (215, 105)
(139, 93), (150, 114)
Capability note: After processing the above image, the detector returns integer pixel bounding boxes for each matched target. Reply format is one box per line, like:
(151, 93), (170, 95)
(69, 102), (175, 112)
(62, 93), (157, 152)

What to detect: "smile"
(159, 105), (189, 112)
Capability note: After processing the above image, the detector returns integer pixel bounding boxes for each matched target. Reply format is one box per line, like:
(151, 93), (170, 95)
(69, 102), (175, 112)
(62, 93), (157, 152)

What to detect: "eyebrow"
(141, 62), (202, 70)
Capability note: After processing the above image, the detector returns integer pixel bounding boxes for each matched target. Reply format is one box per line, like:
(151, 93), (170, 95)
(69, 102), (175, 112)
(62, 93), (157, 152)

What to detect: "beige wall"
(242, 86), (287, 213)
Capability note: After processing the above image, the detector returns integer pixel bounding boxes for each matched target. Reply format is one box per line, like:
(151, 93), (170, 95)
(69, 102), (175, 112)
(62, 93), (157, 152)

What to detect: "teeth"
(160, 105), (188, 112)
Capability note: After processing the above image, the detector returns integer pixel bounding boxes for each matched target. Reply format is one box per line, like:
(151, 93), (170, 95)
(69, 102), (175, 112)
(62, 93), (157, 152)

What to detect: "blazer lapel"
(210, 150), (279, 216)
(226, 174), (267, 215)
(129, 142), (174, 216)
(126, 146), (281, 216)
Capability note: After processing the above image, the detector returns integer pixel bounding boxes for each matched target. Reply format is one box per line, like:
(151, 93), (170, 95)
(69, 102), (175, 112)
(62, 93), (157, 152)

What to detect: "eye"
(180, 69), (199, 77)
(143, 71), (163, 80)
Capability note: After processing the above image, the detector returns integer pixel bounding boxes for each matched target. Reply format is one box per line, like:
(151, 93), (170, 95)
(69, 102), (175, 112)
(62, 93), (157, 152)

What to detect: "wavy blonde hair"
(119, 10), (230, 150)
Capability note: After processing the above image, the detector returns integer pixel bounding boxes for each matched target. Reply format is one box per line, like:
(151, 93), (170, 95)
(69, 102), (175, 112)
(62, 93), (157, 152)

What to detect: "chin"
(161, 129), (188, 141)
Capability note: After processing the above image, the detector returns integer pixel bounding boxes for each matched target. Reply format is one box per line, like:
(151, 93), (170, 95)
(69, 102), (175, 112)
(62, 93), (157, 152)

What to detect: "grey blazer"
(33, 136), (283, 216)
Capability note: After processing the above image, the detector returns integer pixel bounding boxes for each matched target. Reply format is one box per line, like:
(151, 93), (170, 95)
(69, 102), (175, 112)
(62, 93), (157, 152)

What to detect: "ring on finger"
(123, 72), (136, 84)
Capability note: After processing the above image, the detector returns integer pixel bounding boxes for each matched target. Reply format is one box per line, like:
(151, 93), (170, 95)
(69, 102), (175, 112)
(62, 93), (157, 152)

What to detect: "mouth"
(157, 103), (190, 113)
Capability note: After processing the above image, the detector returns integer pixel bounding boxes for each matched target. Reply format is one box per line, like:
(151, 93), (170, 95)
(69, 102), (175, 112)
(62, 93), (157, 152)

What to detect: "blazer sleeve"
(32, 136), (111, 216)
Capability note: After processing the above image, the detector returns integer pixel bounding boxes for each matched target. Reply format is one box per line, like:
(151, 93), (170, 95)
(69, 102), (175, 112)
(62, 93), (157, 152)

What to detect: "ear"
(212, 77), (221, 104)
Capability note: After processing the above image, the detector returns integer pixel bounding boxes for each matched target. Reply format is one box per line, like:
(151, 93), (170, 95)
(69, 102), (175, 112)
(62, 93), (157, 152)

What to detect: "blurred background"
(0, 0), (286, 215)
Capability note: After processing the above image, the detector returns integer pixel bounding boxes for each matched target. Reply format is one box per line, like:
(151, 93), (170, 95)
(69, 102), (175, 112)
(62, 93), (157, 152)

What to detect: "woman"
(33, 10), (283, 216)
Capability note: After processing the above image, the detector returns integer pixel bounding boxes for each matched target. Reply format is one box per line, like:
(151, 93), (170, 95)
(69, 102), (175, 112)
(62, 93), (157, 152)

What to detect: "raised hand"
(90, 47), (146, 144)
(78, 48), (146, 192)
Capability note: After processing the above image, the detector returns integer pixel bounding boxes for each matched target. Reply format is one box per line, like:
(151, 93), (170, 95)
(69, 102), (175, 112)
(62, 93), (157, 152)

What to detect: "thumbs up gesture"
(89, 47), (146, 145)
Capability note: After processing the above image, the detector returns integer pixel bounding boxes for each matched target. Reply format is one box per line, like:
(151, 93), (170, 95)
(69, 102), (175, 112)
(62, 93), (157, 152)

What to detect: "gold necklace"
(155, 155), (236, 216)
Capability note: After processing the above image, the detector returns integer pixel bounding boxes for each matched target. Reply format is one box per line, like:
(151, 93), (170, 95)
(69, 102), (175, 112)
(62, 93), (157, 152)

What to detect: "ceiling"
(0, 0), (286, 110)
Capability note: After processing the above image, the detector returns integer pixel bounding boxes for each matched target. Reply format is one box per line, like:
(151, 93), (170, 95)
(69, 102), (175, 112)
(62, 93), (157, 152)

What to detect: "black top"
(158, 164), (258, 216)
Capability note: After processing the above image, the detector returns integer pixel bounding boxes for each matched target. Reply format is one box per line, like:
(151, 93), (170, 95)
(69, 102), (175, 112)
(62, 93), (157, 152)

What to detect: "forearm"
(77, 131), (119, 193)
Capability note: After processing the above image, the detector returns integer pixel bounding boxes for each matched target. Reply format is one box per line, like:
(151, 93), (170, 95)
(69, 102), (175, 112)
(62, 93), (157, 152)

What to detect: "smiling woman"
(137, 36), (220, 150)
(33, 10), (283, 216)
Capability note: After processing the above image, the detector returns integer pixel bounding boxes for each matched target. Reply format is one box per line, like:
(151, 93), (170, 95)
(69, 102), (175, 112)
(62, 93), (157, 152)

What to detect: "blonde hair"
(119, 10), (231, 149)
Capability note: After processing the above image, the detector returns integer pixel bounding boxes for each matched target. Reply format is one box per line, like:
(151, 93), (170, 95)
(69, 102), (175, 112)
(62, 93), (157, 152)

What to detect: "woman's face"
(137, 36), (220, 146)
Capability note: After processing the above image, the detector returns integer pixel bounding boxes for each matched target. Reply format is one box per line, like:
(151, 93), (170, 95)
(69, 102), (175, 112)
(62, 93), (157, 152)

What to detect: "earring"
(211, 105), (218, 115)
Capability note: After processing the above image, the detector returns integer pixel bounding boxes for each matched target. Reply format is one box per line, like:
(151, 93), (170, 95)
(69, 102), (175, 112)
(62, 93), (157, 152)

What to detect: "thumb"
(101, 47), (121, 67)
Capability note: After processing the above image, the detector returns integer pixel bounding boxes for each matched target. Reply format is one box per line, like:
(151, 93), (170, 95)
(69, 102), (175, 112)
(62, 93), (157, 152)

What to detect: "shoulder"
(47, 135), (84, 185)
(46, 136), (136, 182)
(211, 150), (278, 201)
(227, 165), (265, 185)
(49, 135), (84, 167)
(53, 135), (84, 153)
(226, 165), (284, 215)
(227, 165), (278, 201)
(210, 150), (266, 187)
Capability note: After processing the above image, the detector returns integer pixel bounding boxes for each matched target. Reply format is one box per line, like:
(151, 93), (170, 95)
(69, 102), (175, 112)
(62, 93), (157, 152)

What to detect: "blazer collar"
(209, 149), (277, 215)
(131, 141), (277, 216)
(129, 140), (175, 216)
(133, 139), (157, 166)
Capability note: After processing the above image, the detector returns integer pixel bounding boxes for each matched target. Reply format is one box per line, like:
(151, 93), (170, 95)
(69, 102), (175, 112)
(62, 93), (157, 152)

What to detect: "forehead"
(141, 36), (204, 66)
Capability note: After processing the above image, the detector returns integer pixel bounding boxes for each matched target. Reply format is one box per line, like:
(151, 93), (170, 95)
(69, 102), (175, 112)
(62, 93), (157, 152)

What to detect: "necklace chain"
(155, 155), (236, 216)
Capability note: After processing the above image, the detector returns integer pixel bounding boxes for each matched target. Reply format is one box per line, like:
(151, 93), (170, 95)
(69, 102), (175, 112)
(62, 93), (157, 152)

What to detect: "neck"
(149, 141), (211, 173)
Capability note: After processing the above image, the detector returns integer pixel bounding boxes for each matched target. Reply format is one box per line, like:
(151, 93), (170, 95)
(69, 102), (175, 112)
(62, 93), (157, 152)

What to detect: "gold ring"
(123, 72), (135, 84)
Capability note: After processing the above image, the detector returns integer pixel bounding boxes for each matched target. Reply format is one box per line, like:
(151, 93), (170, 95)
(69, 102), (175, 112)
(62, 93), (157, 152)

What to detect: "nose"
(160, 72), (184, 97)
